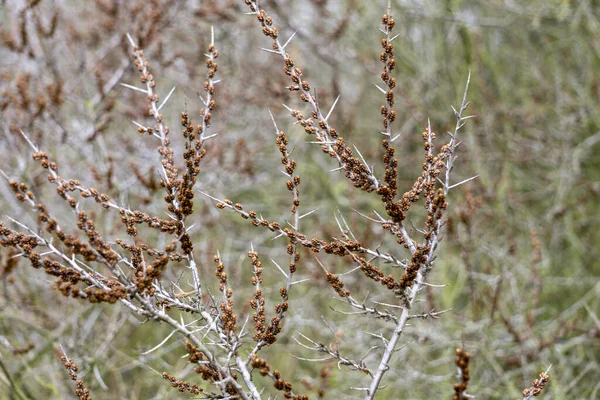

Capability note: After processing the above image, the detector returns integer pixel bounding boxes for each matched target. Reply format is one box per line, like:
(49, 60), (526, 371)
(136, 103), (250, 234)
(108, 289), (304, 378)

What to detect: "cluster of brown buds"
(276, 130), (301, 215)
(398, 244), (429, 289)
(379, 12), (399, 216)
(453, 348), (471, 400)
(214, 254), (237, 335)
(12, 343), (34, 355)
(183, 340), (220, 382)
(523, 368), (550, 399)
(325, 271), (350, 298)
(249, 251), (267, 342)
(161, 372), (203, 395)
(251, 354), (271, 376)
(58, 353), (91, 400)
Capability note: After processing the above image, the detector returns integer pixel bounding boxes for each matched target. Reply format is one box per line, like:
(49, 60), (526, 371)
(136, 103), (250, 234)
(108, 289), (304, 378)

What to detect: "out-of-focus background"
(1, 0), (599, 398)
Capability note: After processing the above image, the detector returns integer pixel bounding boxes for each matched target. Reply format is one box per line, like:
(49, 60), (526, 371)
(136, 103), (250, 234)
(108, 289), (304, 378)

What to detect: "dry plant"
(522, 366), (551, 400)
(0, 1), (557, 399)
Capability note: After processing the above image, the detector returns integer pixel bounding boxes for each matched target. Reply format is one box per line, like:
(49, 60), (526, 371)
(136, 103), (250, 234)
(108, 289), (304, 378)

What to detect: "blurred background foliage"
(0, 0), (599, 399)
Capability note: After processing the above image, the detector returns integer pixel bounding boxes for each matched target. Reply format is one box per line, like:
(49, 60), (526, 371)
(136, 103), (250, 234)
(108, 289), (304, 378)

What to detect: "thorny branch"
(0, 1), (487, 399)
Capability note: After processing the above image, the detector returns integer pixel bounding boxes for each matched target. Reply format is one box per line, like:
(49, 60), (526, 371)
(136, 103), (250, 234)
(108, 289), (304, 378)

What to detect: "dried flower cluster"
(522, 368), (550, 399)
(453, 348), (471, 400)
(58, 352), (92, 400)
(161, 372), (203, 395)
(11, 343), (35, 356)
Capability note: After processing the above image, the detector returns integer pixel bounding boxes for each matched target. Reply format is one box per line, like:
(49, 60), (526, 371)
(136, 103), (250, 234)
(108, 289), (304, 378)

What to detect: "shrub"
(5, 1), (599, 399)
